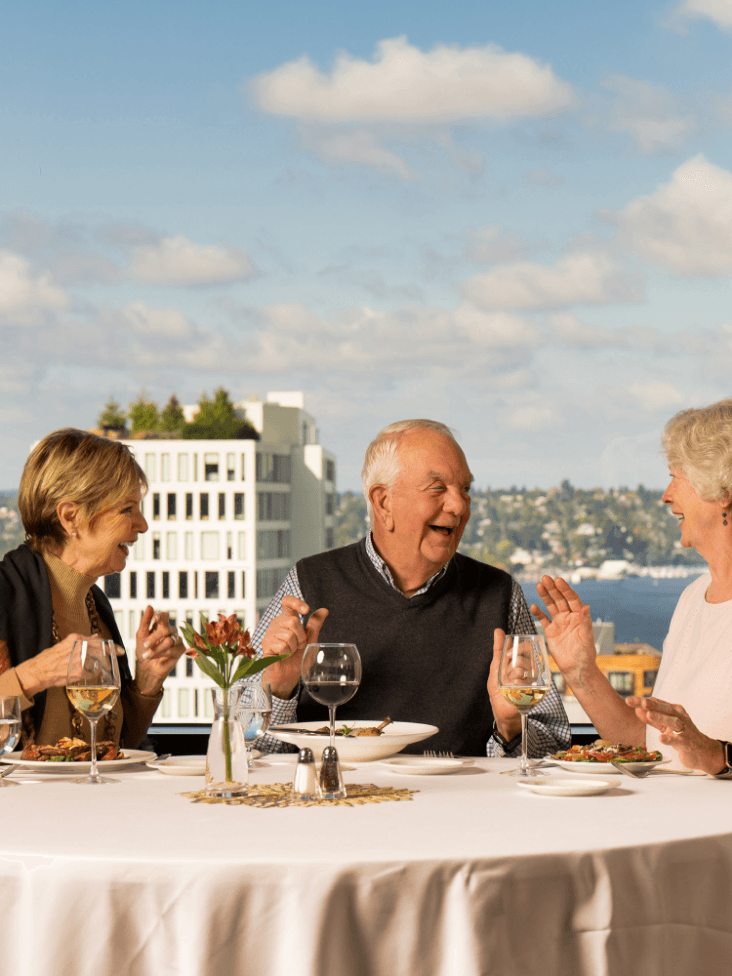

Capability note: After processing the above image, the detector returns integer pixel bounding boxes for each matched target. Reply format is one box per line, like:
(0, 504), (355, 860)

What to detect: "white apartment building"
(100, 392), (336, 725)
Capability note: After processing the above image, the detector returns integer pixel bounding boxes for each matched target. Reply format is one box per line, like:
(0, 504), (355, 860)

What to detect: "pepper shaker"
(291, 747), (321, 800)
(319, 745), (347, 800)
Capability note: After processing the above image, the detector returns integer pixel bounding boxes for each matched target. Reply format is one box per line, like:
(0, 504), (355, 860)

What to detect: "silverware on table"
(146, 754), (172, 766)
(610, 759), (645, 778)
(0, 764), (20, 779)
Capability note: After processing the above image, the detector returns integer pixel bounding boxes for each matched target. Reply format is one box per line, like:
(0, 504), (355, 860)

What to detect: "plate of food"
(2, 738), (155, 773)
(517, 777), (618, 797)
(267, 719), (438, 762)
(548, 740), (670, 774)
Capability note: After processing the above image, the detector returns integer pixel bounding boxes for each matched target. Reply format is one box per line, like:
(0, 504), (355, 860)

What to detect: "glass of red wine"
(301, 643), (362, 749)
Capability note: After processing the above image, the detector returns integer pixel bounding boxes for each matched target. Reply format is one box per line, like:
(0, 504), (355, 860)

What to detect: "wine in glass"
(238, 680), (272, 769)
(301, 643), (361, 749)
(0, 696), (21, 788)
(497, 633), (551, 777)
(66, 637), (121, 785)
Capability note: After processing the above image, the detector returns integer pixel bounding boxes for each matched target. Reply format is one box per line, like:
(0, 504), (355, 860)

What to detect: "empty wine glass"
(301, 643), (361, 749)
(238, 680), (272, 769)
(66, 637), (121, 785)
(0, 696), (21, 788)
(497, 633), (551, 778)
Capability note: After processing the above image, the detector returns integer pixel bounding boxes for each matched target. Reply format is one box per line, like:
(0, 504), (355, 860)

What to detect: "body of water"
(520, 574), (707, 652)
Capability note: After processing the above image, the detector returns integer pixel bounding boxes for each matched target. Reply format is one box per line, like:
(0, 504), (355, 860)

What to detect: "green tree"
(98, 398), (127, 431)
(128, 393), (160, 434)
(181, 388), (258, 440)
(159, 394), (186, 434)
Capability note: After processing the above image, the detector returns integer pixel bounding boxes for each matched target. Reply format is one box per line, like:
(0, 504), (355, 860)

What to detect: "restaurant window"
(226, 531), (233, 559)
(201, 532), (219, 561)
(185, 493), (193, 520)
(218, 493), (226, 520)
(129, 571), (137, 599)
(146, 572), (155, 600)
(145, 453), (156, 481)
(162, 571), (170, 600)
(238, 531), (246, 560)
(228, 571), (235, 599)
(608, 671), (634, 698)
(152, 533), (161, 560)
(161, 453), (171, 482)
(205, 571), (219, 599)
(104, 573), (121, 599)
(227, 453), (236, 481)
(167, 493), (177, 519)
(184, 532), (194, 560)
(200, 493), (209, 520)
(166, 532), (177, 560)
(234, 493), (245, 519)
(204, 453), (219, 482)
(177, 454), (189, 481)
(152, 493), (160, 520)
(179, 571), (188, 599)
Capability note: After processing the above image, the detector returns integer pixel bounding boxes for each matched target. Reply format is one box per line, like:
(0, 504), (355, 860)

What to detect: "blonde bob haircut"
(361, 419), (462, 523)
(19, 428), (147, 552)
(662, 398), (732, 503)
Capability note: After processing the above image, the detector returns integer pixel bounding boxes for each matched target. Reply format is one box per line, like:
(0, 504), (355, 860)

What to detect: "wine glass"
(0, 696), (21, 788)
(301, 643), (361, 749)
(238, 680), (272, 769)
(497, 633), (551, 778)
(66, 637), (121, 785)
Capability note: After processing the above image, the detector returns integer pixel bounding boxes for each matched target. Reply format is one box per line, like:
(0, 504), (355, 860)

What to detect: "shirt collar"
(365, 532), (451, 597)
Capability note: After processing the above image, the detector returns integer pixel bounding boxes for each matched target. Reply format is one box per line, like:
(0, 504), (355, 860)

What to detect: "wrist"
(492, 718), (521, 748)
(711, 739), (731, 776)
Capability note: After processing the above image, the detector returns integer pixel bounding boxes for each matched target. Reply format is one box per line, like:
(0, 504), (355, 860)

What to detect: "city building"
(100, 392), (336, 725)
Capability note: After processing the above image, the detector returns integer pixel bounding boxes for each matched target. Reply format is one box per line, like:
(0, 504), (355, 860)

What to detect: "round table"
(1, 756), (731, 976)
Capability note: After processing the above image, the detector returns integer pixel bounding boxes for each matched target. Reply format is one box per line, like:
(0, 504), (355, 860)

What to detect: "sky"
(2, 0), (732, 493)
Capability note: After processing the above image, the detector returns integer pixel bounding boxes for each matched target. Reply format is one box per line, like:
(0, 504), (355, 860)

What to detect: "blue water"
(520, 575), (706, 651)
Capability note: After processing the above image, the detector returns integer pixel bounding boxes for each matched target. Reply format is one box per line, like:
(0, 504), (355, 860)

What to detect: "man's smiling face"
(382, 428), (472, 580)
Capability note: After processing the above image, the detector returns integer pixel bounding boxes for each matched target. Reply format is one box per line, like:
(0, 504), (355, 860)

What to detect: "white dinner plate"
(2, 749), (156, 773)
(147, 755), (206, 776)
(378, 756), (471, 776)
(548, 757), (671, 775)
(517, 777), (618, 797)
(267, 721), (439, 762)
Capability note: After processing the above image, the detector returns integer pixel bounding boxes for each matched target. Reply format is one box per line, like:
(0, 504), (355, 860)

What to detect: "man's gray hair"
(361, 419), (460, 523)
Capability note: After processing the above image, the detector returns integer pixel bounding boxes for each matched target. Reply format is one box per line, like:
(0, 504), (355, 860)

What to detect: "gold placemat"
(180, 782), (418, 807)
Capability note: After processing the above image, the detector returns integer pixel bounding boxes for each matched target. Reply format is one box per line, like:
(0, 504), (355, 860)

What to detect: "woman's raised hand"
(531, 576), (597, 683)
(134, 606), (186, 694)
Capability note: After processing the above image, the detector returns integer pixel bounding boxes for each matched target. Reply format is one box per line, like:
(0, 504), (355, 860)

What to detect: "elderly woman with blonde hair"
(533, 398), (732, 775)
(0, 428), (184, 749)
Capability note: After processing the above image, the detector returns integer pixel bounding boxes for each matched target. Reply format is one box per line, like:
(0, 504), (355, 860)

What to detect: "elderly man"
(254, 419), (569, 756)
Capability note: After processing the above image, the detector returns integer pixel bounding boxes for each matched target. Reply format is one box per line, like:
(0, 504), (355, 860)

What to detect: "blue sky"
(2, 0), (732, 492)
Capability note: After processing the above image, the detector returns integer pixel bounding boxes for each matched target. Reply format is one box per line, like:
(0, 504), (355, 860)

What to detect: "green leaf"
(208, 646), (227, 671)
(231, 654), (290, 684)
(194, 653), (225, 688)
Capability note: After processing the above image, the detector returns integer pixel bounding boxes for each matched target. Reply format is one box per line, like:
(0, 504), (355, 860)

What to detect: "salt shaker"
(319, 745), (347, 800)
(291, 747), (321, 800)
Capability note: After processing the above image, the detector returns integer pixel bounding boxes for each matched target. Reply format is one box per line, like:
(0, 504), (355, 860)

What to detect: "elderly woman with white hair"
(534, 398), (732, 775)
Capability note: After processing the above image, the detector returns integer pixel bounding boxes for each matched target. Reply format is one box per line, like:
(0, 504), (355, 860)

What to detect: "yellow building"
(550, 643), (662, 701)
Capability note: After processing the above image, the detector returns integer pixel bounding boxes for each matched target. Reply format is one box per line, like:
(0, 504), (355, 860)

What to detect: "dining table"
(1, 753), (731, 976)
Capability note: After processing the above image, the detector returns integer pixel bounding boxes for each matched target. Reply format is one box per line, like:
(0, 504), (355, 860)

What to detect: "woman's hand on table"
(261, 595), (329, 699)
(134, 607), (186, 695)
(626, 696), (726, 775)
(487, 628), (522, 744)
(531, 576), (597, 686)
(15, 632), (125, 699)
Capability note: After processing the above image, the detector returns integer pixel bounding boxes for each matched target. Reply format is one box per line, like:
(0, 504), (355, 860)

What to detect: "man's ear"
(369, 485), (394, 531)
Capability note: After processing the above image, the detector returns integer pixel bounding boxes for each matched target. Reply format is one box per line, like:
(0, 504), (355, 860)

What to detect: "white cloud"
(615, 381), (686, 412)
(250, 36), (575, 124)
(128, 235), (256, 286)
(500, 393), (564, 431)
(465, 226), (527, 264)
(119, 301), (195, 338)
(550, 314), (630, 348)
(0, 251), (70, 324)
(460, 251), (643, 311)
(603, 75), (696, 155)
(674, 0), (732, 30)
(451, 304), (542, 345)
(605, 155), (732, 275)
(303, 129), (416, 180)
(525, 168), (565, 188)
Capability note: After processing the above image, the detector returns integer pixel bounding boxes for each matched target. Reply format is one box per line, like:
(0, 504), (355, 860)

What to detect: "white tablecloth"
(1, 757), (731, 976)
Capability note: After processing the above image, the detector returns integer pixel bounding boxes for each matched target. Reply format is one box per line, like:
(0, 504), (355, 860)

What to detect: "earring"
(723, 512), (728, 527)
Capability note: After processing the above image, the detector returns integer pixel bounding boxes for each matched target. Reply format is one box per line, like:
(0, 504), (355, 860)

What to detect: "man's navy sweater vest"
(296, 539), (512, 755)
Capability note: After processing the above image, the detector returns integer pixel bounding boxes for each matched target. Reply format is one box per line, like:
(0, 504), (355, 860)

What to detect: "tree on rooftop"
(128, 393), (160, 434)
(181, 387), (259, 440)
(98, 398), (127, 431)
(159, 394), (186, 434)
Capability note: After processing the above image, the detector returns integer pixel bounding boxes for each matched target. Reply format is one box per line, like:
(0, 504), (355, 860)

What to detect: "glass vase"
(205, 686), (249, 797)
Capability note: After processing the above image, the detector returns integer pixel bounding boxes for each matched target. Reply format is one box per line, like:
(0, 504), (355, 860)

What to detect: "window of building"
(256, 567), (283, 599)
(201, 532), (220, 560)
(257, 492), (290, 521)
(146, 572), (155, 600)
(200, 493), (209, 520)
(185, 493), (193, 519)
(145, 454), (156, 481)
(204, 453), (219, 482)
(643, 670), (658, 690)
(134, 538), (144, 560)
(192, 453), (198, 482)
(152, 493), (160, 520)
(161, 453), (171, 482)
(256, 452), (291, 484)
(227, 453), (236, 481)
(205, 571), (219, 599)
(241, 571), (246, 599)
(608, 671), (634, 698)
(177, 453), (189, 481)
(129, 571), (137, 599)
(104, 573), (121, 599)
(325, 493), (334, 515)
(226, 532), (233, 559)
(162, 571), (170, 600)
(228, 571), (235, 599)
(178, 688), (189, 716)
(218, 493), (226, 520)
(326, 459), (335, 482)
(184, 532), (193, 560)
(234, 493), (245, 520)
(179, 571), (188, 599)
(238, 531), (246, 560)
(167, 493), (176, 519)
(166, 532), (177, 560)
(326, 528), (335, 549)
(241, 454), (246, 481)
(256, 529), (291, 559)
(129, 610), (138, 638)
(161, 689), (171, 718)
(186, 658), (194, 679)
(185, 611), (194, 629)
(194, 572), (198, 599)
(152, 533), (161, 559)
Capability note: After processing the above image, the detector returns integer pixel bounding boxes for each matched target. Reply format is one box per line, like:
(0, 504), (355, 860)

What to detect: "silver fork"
(610, 760), (646, 779)
(423, 750), (455, 759)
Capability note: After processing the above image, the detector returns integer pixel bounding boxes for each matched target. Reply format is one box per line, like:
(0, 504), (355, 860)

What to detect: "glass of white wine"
(497, 633), (551, 777)
(66, 638), (121, 785)
(0, 696), (21, 788)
